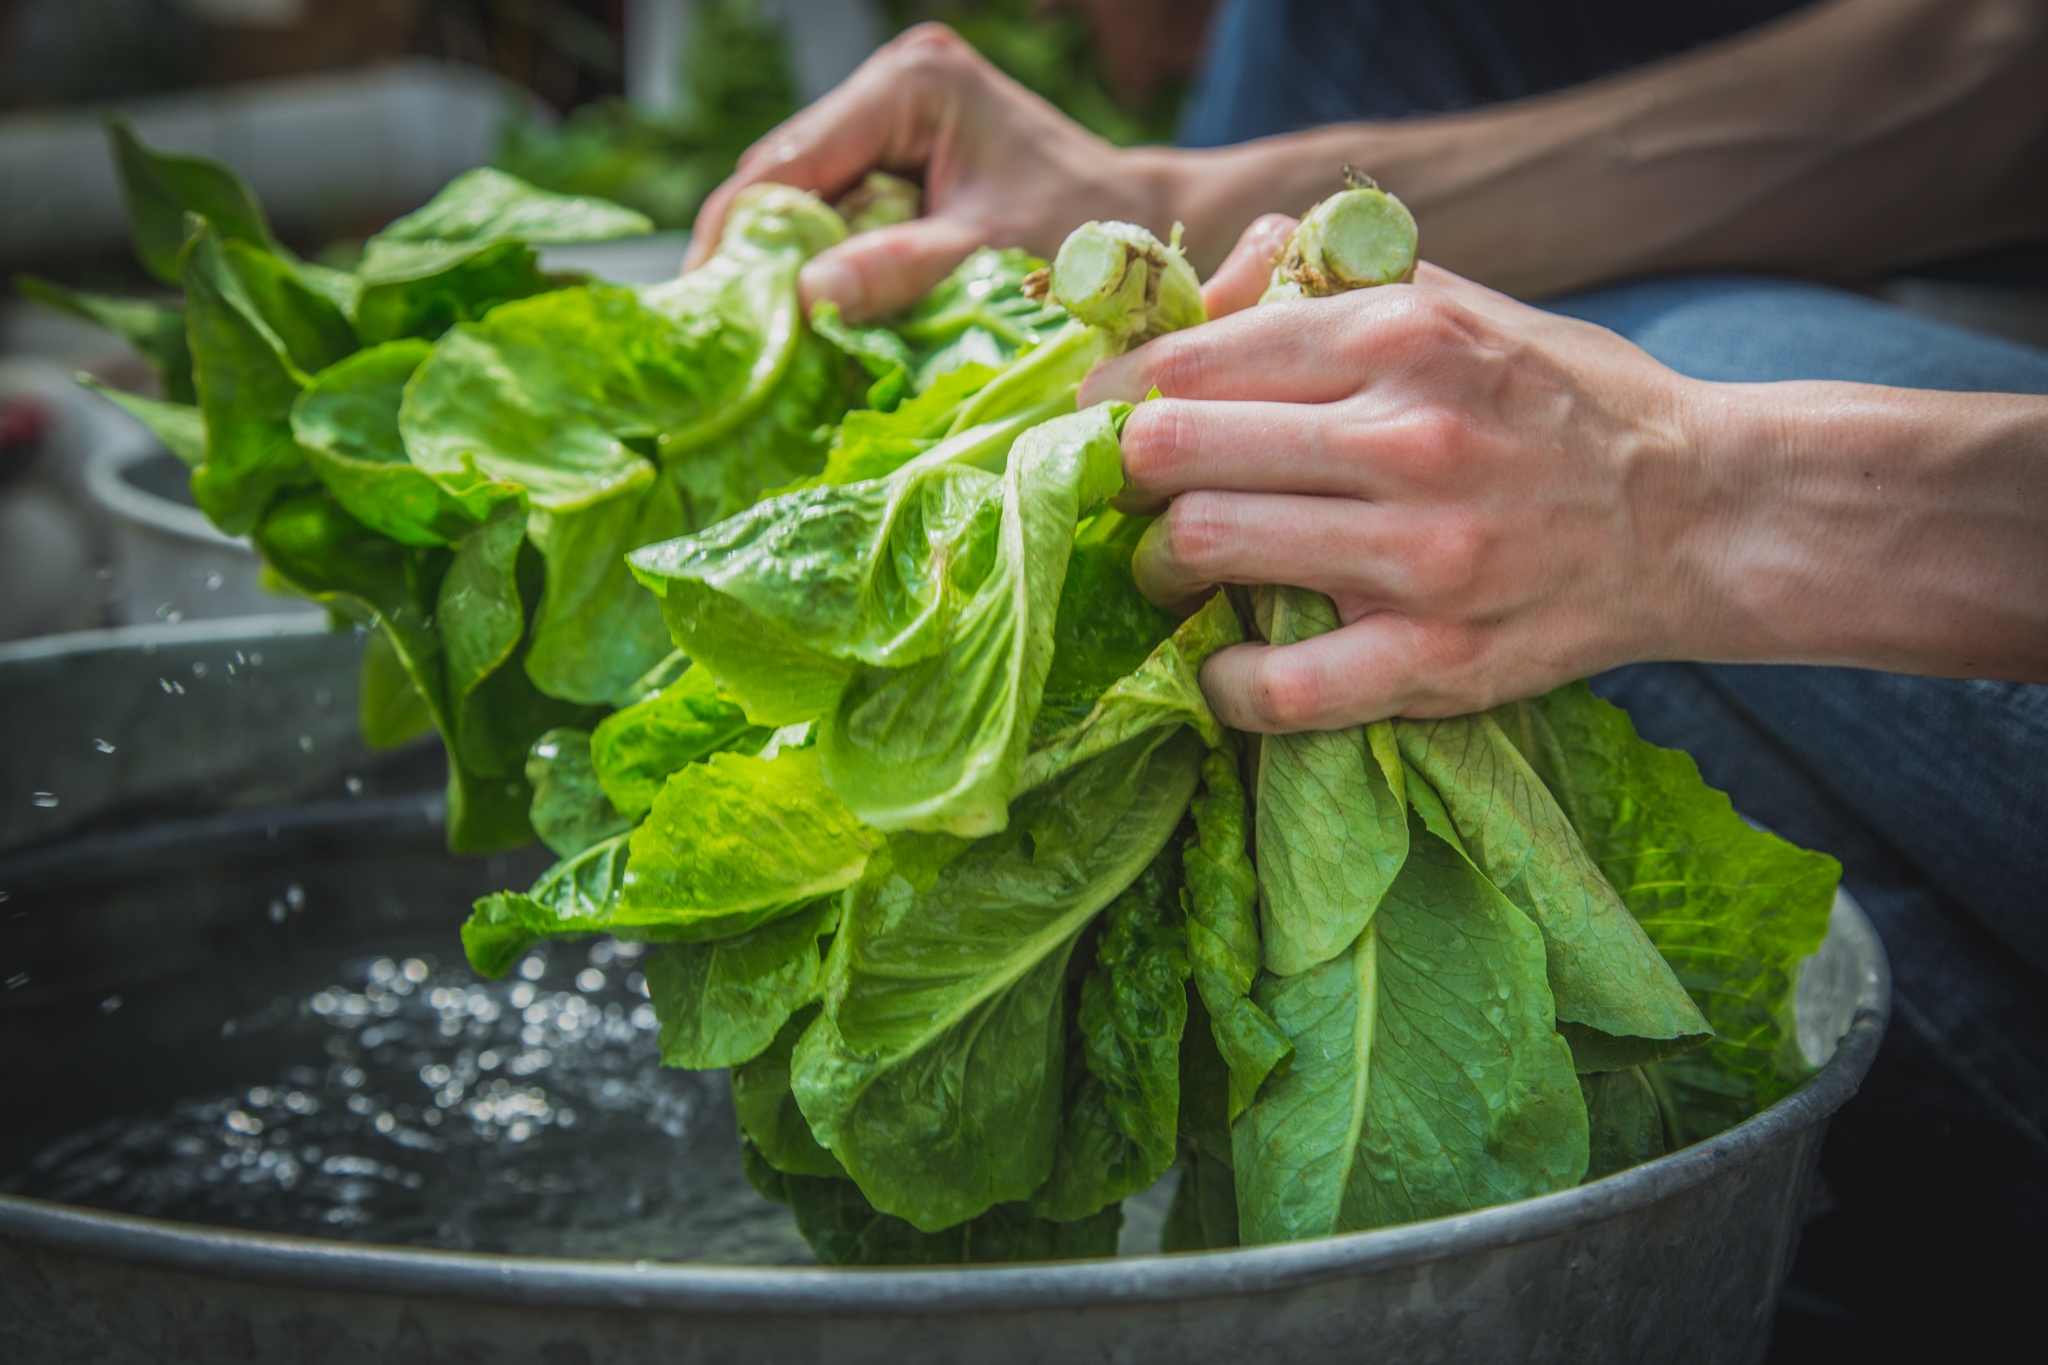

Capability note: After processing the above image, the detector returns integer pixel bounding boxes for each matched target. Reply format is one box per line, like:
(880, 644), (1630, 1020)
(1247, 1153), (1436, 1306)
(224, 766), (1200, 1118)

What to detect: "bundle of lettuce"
(37, 128), (1842, 1267)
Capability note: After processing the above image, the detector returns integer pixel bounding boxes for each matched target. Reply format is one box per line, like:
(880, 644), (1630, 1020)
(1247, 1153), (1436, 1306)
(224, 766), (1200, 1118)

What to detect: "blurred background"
(0, 0), (1215, 644)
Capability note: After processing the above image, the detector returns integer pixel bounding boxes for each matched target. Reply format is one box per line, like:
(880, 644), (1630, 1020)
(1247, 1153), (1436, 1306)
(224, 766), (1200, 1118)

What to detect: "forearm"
(1666, 382), (2048, 680)
(1143, 0), (2048, 294)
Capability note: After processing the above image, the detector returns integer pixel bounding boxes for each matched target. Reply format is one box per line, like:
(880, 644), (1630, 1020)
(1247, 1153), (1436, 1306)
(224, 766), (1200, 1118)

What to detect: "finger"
(1130, 490), (1418, 615)
(799, 215), (989, 321)
(683, 25), (965, 269)
(1118, 397), (1391, 511)
(1200, 622), (1423, 731)
(1079, 298), (1376, 406)
(1200, 214), (1297, 319)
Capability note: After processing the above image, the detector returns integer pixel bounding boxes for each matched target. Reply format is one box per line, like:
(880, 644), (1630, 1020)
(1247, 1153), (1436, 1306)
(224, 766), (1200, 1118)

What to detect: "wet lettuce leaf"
(887, 246), (1066, 390)
(792, 728), (1204, 1231)
(1396, 714), (1713, 1071)
(1254, 587), (1410, 975)
(643, 899), (836, 1069)
(14, 275), (194, 402)
(734, 1005), (847, 1179)
(616, 745), (880, 940)
(181, 219), (354, 532)
(589, 663), (772, 820)
(352, 168), (651, 344)
(292, 340), (509, 545)
(525, 727), (632, 859)
(1032, 844), (1190, 1221)
(1493, 683), (1838, 1143)
(107, 113), (284, 287)
(401, 185), (850, 703)
(464, 833), (633, 977)
(1183, 738), (1292, 1121)
(1580, 1066), (1667, 1180)
(744, 1141), (1122, 1266)
(632, 404), (1129, 837)
(1233, 813), (1589, 1244)
(78, 378), (206, 469)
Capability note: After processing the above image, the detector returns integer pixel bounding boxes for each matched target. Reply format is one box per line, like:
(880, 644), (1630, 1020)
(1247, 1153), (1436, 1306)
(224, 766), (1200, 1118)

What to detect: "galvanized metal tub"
(0, 621), (1890, 1365)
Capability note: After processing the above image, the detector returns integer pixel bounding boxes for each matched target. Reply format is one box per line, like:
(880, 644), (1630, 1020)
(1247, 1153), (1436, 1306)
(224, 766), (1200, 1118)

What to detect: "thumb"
(1200, 214), (1298, 318)
(799, 216), (989, 322)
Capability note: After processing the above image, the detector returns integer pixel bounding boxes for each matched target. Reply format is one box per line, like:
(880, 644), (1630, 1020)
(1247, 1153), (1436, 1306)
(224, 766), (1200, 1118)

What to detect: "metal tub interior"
(0, 619), (1890, 1365)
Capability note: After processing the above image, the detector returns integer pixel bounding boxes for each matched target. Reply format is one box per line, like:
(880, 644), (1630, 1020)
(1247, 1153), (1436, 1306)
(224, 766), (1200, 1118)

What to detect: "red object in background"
(0, 396), (52, 485)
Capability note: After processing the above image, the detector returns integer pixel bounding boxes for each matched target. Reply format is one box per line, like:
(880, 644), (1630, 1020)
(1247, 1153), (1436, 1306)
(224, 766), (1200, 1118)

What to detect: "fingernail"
(799, 257), (863, 317)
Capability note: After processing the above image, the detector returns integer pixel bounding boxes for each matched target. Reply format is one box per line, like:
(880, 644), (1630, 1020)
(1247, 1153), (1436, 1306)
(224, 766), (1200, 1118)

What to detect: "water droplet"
(344, 776), (364, 796)
(191, 662), (207, 679)
(93, 738), (116, 755)
(314, 688), (333, 709)
(248, 651), (262, 666)
(285, 884), (306, 911)
(5, 972), (30, 989)
(297, 735), (315, 754)
(374, 1113), (396, 1134)
(518, 956), (546, 982)
(401, 959), (428, 984)
(30, 792), (58, 809)
(575, 969), (606, 993)
(100, 994), (122, 1013)
(204, 571), (224, 590)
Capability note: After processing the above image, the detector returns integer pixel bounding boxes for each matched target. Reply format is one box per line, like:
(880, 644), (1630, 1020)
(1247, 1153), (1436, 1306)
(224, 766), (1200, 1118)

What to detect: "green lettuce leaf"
(352, 242), (555, 347)
(106, 114), (280, 286)
(1032, 843), (1190, 1221)
(744, 1142), (1122, 1266)
(463, 833), (633, 977)
(291, 340), (507, 547)
(1031, 527), (1182, 741)
(1580, 1066), (1667, 1180)
(1161, 1146), (1240, 1252)
(1019, 587), (1237, 794)
(1493, 683), (1838, 1141)
(356, 167), (652, 284)
(1395, 713), (1712, 1070)
(358, 622), (435, 750)
(634, 404), (1129, 836)
(732, 1005), (847, 1179)
(791, 727), (1203, 1232)
(811, 361), (1002, 487)
(1255, 586), (1409, 975)
(1184, 738), (1293, 1120)
(1233, 813), (1588, 1243)
(525, 727), (632, 859)
(78, 378), (206, 469)
(617, 746), (881, 940)
(589, 662), (772, 820)
(887, 247), (1066, 390)
(643, 899), (836, 1069)
(252, 489), (533, 852)
(15, 275), (194, 402)
(401, 186), (850, 703)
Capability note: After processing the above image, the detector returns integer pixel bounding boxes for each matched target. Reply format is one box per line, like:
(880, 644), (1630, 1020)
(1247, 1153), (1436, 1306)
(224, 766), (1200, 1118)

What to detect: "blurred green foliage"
(495, 0), (1178, 230)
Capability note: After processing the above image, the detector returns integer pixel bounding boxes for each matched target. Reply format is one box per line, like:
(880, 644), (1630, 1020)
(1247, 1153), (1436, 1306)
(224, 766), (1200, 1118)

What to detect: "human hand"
(684, 24), (1173, 321)
(1082, 260), (1725, 731)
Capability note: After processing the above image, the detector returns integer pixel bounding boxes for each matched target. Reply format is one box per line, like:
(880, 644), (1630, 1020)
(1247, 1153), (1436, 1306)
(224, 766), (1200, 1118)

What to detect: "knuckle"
(890, 23), (977, 83)
(1142, 337), (1209, 399)
(1392, 405), (1469, 480)
(1247, 650), (1329, 731)
(1407, 514), (1489, 604)
(1118, 403), (1192, 489)
(1158, 492), (1238, 576)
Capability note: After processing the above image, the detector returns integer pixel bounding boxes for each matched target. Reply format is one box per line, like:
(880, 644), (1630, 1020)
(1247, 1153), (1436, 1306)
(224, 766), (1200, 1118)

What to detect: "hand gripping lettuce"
(628, 219), (1207, 836)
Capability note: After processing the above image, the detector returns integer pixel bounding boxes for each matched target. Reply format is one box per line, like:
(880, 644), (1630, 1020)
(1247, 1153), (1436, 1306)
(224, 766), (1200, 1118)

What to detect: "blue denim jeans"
(1184, 7), (2048, 1357)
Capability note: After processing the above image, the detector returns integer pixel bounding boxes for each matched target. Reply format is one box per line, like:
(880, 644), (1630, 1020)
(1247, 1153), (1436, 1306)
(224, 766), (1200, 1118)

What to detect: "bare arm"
(1161, 0), (2048, 295)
